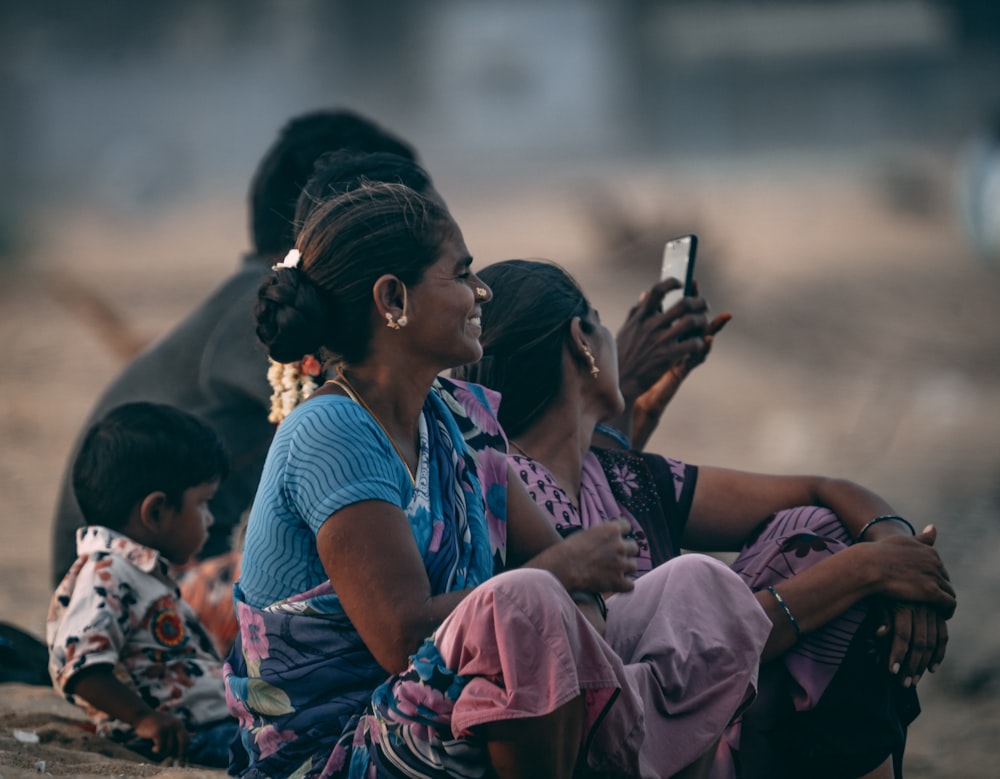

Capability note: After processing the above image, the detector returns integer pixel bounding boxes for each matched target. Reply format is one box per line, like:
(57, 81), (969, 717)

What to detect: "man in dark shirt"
(51, 109), (417, 586)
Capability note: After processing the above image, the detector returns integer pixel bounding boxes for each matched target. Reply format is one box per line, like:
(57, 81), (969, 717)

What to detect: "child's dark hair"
(453, 260), (593, 438)
(72, 402), (230, 530)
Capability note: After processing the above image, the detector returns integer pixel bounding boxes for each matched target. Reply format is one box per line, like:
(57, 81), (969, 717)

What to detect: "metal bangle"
(572, 590), (608, 621)
(767, 585), (801, 639)
(856, 515), (916, 542)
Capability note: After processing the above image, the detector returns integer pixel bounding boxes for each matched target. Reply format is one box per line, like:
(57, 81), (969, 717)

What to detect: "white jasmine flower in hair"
(266, 357), (323, 424)
(272, 248), (301, 271)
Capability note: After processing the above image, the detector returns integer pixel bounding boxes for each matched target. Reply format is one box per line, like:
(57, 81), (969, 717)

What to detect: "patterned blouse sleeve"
(48, 556), (133, 700)
(283, 399), (412, 535)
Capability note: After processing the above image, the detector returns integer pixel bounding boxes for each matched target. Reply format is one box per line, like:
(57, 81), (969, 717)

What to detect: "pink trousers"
(433, 555), (771, 778)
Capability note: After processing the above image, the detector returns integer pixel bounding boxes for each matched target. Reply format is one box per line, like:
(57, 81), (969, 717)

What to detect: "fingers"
(635, 278), (683, 318)
(901, 605), (932, 685)
(153, 722), (189, 764)
(707, 311), (732, 336)
(874, 602), (891, 637)
(176, 726), (190, 765)
(916, 524), (937, 546)
(569, 520), (638, 594)
(890, 605), (947, 686)
(889, 606), (912, 681)
(929, 613), (948, 673)
(662, 295), (709, 323)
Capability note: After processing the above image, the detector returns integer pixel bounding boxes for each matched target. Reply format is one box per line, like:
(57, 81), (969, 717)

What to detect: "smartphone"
(659, 234), (698, 311)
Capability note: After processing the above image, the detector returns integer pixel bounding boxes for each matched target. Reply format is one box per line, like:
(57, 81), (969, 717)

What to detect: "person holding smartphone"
(595, 233), (731, 453)
(457, 258), (955, 779)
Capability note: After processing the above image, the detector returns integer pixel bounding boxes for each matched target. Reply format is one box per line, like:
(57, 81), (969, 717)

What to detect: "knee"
(663, 553), (740, 590)
(651, 554), (762, 621)
(478, 568), (566, 604)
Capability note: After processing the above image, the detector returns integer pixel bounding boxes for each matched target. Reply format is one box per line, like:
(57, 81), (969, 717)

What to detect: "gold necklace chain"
(509, 440), (534, 459)
(328, 365), (417, 487)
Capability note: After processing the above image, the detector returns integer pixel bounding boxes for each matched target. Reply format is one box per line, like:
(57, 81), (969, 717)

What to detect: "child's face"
(157, 480), (218, 566)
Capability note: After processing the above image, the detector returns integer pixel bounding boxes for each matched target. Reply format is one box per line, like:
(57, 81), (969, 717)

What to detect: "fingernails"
(891, 662), (901, 675)
(923, 524), (933, 533)
(915, 674), (922, 685)
(929, 663), (940, 673)
(903, 677), (913, 688)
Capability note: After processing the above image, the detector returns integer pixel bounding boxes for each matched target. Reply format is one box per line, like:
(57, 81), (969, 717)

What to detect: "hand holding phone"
(659, 234), (697, 312)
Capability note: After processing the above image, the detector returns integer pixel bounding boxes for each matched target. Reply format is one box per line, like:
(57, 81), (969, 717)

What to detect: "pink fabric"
(510, 452), (656, 576)
(434, 568), (644, 776)
(432, 560), (771, 778)
(606, 555), (772, 777)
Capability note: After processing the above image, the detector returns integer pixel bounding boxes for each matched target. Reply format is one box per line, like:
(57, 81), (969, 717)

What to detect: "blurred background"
(0, 2), (998, 775)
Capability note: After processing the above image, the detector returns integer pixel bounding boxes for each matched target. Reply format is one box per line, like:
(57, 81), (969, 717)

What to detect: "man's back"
(50, 255), (273, 585)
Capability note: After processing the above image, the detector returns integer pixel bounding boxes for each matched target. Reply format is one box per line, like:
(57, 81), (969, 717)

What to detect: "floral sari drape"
(225, 379), (507, 778)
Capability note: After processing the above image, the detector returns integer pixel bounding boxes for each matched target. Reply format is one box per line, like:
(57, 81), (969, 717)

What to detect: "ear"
(138, 491), (170, 532)
(372, 274), (407, 320)
(567, 316), (591, 363)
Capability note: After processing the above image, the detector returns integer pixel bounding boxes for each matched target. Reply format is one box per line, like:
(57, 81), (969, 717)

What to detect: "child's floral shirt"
(46, 526), (230, 738)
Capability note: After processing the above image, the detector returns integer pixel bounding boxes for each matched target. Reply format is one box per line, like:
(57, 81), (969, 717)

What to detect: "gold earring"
(386, 284), (409, 329)
(583, 347), (600, 378)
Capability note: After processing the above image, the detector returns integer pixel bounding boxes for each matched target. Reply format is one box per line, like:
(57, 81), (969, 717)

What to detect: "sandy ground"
(1, 153), (998, 777)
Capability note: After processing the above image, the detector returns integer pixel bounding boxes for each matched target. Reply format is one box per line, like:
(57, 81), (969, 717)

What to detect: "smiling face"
(404, 226), (492, 370)
(156, 480), (218, 566)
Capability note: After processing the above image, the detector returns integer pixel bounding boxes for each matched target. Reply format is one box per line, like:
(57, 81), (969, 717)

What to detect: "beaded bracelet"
(594, 423), (631, 450)
(767, 585), (801, 639)
(572, 590), (609, 621)
(857, 515), (916, 542)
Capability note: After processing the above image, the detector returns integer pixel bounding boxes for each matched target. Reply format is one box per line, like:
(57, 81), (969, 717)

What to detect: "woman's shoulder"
(280, 393), (379, 437)
(269, 395), (394, 469)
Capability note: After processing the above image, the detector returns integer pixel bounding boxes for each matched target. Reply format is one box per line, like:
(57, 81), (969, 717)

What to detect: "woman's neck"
(334, 360), (438, 474)
(510, 398), (600, 508)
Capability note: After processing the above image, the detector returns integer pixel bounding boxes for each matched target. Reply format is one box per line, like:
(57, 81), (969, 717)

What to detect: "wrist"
(849, 543), (888, 597)
(571, 590), (608, 620)
(856, 514), (915, 543)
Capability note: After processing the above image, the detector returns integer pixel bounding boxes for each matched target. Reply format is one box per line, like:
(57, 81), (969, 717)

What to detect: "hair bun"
(255, 269), (331, 363)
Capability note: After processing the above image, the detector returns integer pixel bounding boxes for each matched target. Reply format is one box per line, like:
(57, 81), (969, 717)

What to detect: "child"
(47, 401), (236, 767)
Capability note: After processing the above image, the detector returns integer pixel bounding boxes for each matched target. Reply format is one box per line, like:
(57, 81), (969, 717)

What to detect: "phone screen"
(659, 234), (697, 311)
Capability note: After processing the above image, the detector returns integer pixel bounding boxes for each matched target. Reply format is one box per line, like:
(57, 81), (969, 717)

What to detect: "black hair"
(294, 150), (435, 229)
(256, 181), (455, 365)
(72, 402), (230, 530)
(454, 260), (593, 438)
(249, 109), (417, 256)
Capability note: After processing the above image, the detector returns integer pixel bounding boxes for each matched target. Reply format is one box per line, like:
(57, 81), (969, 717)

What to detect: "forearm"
(756, 544), (878, 662)
(811, 477), (903, 540)
(522, 542), (589, 593)
(684, 470), (907, 551)
(68, 666), (155, 726)
(631, 368), (687, 451)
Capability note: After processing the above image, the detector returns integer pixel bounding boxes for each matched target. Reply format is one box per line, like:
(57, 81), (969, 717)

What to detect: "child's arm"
(68, 665), (190, 763)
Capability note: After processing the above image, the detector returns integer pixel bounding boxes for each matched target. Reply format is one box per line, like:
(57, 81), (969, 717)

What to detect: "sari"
(225, 378), (506, 778)
(512, 447), (919, 779)
(225, 380), (645, 778)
